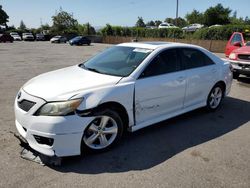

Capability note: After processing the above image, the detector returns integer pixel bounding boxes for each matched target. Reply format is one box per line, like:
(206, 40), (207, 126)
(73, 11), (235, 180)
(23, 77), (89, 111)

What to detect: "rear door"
(179, 48), (217, 108)
(225, 32), (244, 57)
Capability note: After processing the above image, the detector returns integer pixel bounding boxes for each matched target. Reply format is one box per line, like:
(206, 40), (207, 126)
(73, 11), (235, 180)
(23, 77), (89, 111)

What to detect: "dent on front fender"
(72, 82), (135, 127)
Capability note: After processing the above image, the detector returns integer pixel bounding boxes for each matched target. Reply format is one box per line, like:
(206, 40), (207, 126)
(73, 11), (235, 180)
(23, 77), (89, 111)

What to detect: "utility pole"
(176, 0), (179, 26)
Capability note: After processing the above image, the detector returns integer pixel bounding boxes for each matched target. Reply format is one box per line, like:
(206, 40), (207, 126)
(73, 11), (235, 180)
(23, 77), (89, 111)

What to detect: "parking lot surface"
(0, 42), (250, 188)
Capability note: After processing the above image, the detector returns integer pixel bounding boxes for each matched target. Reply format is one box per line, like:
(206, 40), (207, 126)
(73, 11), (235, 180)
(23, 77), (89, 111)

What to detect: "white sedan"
(182, 23), (204, 32)
(15, 42), (232, 157)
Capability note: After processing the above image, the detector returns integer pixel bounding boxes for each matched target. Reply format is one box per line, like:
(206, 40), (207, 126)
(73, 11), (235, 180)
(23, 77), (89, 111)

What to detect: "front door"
(135, 48), (186, 124)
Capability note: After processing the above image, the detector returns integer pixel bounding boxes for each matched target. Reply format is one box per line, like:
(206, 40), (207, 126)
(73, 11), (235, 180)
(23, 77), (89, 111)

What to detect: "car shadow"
(51, 96), (250, 174)
(237, 76), (250, 84)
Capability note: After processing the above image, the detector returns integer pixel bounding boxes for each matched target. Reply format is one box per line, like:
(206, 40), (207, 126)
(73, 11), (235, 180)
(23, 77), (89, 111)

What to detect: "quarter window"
(180, 48), (214, 69)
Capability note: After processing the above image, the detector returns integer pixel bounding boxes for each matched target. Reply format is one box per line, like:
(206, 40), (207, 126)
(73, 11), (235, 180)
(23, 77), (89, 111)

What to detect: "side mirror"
(233, 41), (242, 47)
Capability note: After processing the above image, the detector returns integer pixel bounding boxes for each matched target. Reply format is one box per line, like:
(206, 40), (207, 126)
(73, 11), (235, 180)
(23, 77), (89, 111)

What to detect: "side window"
(230, 33), (243, 45)
(180, 48), (214, 69)
(140, 49), (181, 78)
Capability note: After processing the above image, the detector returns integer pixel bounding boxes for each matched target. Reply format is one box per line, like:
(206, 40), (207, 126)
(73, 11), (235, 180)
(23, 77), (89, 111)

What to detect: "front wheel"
(207, 84), (224, 111)
(82, 109), (123, 153)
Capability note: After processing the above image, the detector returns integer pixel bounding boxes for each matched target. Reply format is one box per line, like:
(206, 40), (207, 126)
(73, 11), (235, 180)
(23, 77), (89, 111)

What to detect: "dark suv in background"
(69, 36), (91, 46)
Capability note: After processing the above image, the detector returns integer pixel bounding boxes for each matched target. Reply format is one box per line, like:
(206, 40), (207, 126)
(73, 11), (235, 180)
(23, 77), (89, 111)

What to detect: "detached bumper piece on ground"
(14, 132), (62, 166)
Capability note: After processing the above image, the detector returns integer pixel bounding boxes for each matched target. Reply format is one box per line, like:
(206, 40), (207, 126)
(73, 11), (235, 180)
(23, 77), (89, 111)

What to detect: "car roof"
(118, 42), (202, 50)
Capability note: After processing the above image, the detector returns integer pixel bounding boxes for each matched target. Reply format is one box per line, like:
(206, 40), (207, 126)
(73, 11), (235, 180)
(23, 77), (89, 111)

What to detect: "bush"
(192, 25), (250, 40)
(101, 25), (184, 39)
(101, 24), (250, 41)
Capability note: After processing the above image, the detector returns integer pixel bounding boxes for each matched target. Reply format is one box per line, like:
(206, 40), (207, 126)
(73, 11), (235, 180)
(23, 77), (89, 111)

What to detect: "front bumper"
(14, 89), (94, 157)
(225, 58), (250, 76)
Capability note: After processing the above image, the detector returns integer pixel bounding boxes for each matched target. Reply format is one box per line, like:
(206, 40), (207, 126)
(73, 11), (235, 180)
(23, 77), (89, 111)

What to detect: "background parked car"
(36, 33), (45, 41)
(158, 22), (178, 29)
(22, 33), (34, 41)
(224, 32), (250, 79)
(50, 36), (67, 43)
(69, 36), (91, 46)
(0, 33), (14, 43)
(10, 32), (22, 41)
(182, 23), (204, 32)
(209, 24), (222, 28)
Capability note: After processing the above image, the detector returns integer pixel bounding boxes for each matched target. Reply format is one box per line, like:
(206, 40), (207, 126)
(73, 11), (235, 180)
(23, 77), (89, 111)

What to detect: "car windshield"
(72, 36), (82, 40)
(81, 46), (152, 77)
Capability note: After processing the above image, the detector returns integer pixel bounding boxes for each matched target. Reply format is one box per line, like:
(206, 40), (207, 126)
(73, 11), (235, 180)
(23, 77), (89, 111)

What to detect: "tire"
(82, 109), (124, 153)
(206, 84), (224, 111)
(233, 72), (239, 79)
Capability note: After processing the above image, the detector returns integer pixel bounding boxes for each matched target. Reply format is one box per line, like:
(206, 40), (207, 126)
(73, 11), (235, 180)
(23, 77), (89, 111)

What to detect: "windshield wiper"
(86, 67), (101, 73)
(81, 64), (101, 73)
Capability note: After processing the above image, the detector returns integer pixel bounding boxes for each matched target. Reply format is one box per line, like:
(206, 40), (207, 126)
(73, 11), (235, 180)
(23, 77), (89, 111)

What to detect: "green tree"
(165, 17), (174, 24)
(51, 8), (78, 34)
(245, 16), (250, 25)
(154, 20), (162, 27)
(77, 23), (96, 35)
(18, 20), (26, 31)
(101, 24), (113, 36)
(165, 17), (187, 27)
(175, 17), (188, 27)
(203, 4), (231, 26)
(135, 17), (146, 27)
(35, 24), (51, 34)
(185, 9), (204, 24)
(0, 5), (9, 28)
(146, 20), (155, 26)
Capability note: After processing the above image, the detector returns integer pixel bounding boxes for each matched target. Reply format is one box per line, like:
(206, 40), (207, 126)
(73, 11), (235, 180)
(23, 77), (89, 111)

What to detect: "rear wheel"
(82, 109), (123, 153)
(207, 84), (224, 111)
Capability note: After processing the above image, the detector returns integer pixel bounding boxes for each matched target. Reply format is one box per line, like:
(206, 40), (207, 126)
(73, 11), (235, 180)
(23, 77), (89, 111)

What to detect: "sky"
(1, 0), (250, 28)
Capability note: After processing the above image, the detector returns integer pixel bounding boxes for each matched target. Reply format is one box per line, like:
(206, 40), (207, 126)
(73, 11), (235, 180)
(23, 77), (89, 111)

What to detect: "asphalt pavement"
(0, 42), (249, 188)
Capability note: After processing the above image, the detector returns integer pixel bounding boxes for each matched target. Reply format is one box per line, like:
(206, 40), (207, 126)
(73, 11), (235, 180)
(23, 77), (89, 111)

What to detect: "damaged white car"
(15, 42), (232, 157)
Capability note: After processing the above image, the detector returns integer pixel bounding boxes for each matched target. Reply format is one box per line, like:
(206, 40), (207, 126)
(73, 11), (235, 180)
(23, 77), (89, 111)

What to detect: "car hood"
(23, 65), (122, 101)
(233, 46), (250, 54)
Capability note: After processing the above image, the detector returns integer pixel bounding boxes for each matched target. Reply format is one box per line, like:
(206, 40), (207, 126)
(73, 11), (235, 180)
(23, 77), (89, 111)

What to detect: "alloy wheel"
(209, 87), (222, 109)
(83, 115), (118, 150)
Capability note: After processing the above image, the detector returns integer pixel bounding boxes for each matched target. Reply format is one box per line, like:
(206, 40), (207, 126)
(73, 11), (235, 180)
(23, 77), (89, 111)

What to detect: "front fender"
(71, 82), (135, 127)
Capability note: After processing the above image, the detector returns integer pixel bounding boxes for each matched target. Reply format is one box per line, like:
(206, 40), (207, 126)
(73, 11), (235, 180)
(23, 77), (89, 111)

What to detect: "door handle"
(211, 68), (217, 73)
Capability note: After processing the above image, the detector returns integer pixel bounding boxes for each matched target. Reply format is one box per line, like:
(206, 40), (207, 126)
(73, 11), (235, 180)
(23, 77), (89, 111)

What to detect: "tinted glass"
(180, 48), (214, 69)
(82, 46), (152, 77)
(140, 49), (181, 78)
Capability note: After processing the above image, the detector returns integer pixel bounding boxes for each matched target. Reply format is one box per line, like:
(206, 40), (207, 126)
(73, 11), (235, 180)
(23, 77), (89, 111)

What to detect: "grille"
(237, 63), (250, 69)
(238, 54), (250, 61)
(17, 100), (36, 112)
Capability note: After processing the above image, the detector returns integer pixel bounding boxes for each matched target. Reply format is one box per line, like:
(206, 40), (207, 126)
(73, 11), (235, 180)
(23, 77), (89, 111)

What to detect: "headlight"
(229, 53), (237, 60)
(36, 99), (82, 116)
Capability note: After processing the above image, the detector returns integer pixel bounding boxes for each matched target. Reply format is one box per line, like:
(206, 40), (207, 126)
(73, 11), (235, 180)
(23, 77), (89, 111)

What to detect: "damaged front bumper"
(14, 89), (94, 157)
